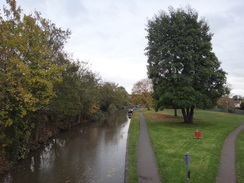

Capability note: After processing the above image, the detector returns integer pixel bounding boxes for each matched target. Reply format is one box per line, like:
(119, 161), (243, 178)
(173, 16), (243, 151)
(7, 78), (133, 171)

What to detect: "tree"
(98, 82), (129, 112)
(113, 86), (130, 110)
(0, 0), (69, 125)
(145, 7), (227, 123)
(131, 79), (154, 110)
(232, 95), (243, 101)
(217, 96), (235, 109)
(0, 0), (69, 162)
(240, 101), (244, 110)
(0, 0), (130, 167)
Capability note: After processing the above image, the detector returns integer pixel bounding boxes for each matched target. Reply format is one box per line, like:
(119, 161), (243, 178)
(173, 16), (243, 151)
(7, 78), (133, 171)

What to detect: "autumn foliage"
(131, 79), (154, 110)
(0, 0), (129, 169)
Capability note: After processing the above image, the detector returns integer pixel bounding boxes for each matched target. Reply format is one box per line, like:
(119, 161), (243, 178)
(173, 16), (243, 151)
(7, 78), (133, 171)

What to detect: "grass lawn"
(126, 110), (140, 183)
(236, 129), (244, 183)
(127, 109), (244, 183)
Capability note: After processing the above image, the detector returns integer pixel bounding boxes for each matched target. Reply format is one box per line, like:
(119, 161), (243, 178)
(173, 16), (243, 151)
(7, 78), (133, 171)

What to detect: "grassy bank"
(145, 109), (244, 183)
(126, 110), (140, 183)
(236, 130), (244, 183)
(127, 109), (244, 183)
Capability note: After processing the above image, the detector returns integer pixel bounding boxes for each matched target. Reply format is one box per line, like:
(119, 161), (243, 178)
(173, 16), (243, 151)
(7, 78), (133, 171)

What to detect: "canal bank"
(0, 110), (130, 183)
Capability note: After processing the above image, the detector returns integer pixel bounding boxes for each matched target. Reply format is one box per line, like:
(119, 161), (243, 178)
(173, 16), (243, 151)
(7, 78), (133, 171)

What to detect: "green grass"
(236, 129), (244, 183)
(127, 110), (140, 183)
(128, 109), (244, 183)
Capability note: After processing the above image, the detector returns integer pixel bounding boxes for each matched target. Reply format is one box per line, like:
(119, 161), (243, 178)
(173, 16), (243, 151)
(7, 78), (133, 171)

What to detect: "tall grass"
(143, 109), (244, 183)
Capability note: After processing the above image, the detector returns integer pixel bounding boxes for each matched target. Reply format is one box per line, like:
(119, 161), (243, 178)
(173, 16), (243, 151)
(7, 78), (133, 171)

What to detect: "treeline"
(0, 0), (129, 170)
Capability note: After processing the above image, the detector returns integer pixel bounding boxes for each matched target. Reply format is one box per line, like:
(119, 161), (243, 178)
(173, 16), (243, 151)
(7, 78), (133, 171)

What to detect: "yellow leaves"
(88, 103), (100, 115)
(22, 93), (40, 110)
(20, 109), (27, 117)
(23, 93), (33, 103)
(0, 0), (68, 130)
(5, 118), (13, 127)
(131, 79), (154, 107)
(0, 111), (8, 119)
(16, 61), (30, 75)
(2, 144), (7, 148)
(23, 15), (36, 24)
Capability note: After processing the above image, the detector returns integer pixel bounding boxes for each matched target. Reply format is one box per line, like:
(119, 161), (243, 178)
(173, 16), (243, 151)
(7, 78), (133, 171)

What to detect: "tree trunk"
(174, 108), (177, 116)
(181, 106), (194, 123)
(78, 111), (81, 123)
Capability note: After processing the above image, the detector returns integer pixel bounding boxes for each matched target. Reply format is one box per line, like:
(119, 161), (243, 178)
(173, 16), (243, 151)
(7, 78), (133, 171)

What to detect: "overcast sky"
(2, 0), (244, 95)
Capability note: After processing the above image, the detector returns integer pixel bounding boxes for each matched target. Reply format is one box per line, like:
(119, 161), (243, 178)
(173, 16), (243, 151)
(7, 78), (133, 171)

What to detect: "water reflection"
(0, 111), (130, 183)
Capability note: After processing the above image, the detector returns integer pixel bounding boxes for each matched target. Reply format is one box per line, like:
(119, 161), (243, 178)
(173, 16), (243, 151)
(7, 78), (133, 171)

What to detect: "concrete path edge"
(216, 124), (244, 183)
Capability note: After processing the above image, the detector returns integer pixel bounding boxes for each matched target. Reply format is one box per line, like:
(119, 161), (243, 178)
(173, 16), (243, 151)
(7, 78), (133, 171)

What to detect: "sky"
(1, 0), (244, 95)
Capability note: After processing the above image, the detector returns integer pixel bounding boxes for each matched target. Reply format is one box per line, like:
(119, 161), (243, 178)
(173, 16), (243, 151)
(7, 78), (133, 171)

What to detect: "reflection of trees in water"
(105, 110), (128, 126)
(0, 110), (129, 183)
(0, 139), (67, 183)
(38, 138), (67, 171)
(0, 172), (13, 183)
(96, 110), (127, 145)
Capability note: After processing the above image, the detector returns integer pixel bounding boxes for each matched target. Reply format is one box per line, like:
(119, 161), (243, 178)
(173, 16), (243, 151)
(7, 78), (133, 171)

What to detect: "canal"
(0, 110), (130, 183)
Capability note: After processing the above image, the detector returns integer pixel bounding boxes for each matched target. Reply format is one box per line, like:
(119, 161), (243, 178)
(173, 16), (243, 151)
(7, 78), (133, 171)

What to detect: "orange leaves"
(131, 79), (154, 108)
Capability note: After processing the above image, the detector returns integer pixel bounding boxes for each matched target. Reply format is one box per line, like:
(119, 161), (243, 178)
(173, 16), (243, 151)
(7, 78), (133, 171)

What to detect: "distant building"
(234, 100), (241, 108)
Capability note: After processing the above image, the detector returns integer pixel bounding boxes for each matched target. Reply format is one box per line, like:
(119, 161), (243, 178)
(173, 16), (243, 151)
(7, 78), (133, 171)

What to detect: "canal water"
(0, 110), (130, 183)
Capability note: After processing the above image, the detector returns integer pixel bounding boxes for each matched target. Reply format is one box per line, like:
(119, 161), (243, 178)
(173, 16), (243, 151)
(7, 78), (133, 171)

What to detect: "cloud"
(2, 0), (244, 95)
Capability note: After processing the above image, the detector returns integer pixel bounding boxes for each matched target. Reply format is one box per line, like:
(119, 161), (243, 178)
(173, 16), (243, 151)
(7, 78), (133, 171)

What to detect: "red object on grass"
(195, 131), (202, 137)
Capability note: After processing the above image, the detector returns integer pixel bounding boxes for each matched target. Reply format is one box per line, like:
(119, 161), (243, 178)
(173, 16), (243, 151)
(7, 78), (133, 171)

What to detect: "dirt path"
(216, 124), (244, 183)
(137, 112), (161, 183)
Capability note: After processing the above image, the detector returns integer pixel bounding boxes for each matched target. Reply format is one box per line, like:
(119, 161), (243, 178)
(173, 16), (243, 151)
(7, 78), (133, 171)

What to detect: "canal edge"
(124, 118), (130, 183)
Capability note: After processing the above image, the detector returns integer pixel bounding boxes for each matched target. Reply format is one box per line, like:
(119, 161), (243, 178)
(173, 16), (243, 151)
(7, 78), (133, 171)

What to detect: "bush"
(240, 101), (244, 110)
(91, 111), (106, 121)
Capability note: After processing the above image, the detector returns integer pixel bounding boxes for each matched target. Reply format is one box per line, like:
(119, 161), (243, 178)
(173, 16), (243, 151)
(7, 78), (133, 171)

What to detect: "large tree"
(145, 7), (227, 123)
(0, 0), (68, 161)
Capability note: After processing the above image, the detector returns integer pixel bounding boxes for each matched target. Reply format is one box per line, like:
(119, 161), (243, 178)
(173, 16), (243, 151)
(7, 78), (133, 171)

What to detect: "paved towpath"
(216, 124), (244, 183)
(137, 112), (161, 183)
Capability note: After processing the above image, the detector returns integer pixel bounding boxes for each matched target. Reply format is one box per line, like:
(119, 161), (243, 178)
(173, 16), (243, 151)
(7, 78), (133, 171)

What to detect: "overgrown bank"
(0, 0), (130, 171)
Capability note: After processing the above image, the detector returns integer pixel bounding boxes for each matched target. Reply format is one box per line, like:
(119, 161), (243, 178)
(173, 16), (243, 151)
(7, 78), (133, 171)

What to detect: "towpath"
(137, 112), (161, 183)
(216, 124), (244, 183)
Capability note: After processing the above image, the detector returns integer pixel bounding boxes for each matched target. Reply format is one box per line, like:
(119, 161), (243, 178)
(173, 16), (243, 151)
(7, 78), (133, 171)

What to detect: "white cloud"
(2, 0), (244, 95)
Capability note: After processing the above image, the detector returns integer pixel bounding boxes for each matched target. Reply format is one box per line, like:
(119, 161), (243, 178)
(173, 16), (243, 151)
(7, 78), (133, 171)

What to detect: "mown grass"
(128, 109), (244, 183)
(127, 110), (140, 183)
(236, 129), (244, 183)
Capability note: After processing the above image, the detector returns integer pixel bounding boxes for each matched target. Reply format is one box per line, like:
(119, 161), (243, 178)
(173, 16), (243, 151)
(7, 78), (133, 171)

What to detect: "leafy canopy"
(145, 7), (227, 122)
(0, 0), (70, 127)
